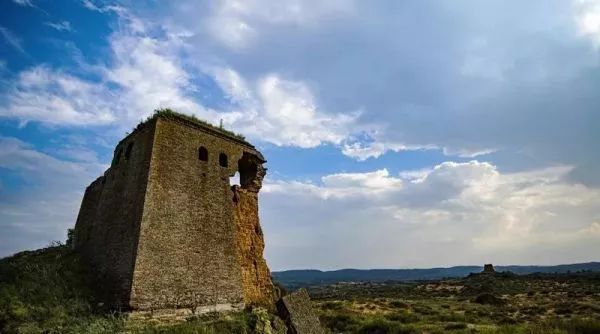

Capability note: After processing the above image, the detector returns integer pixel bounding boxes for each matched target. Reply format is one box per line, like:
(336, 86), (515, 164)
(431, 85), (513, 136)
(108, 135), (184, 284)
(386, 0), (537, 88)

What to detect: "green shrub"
(443, 322), (468, 330)
(473, 293), (505, 306)
(357, 319), (418, 334)
(389, 300), (410, 309)
(135, 109), (246, 141)
(554, 303), (575, 315)
(321, 301), (344, 310)
(438, 312), (467, 323)
(384, 311), (420, 323)
(555, 318), (600, 334)
(412, 304), (436, 315)
(321, 314), (360, 332)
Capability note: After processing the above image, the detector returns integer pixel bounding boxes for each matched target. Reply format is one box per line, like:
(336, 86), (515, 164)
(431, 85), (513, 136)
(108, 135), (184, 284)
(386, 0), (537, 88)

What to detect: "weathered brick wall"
(74, 122), (156, 308)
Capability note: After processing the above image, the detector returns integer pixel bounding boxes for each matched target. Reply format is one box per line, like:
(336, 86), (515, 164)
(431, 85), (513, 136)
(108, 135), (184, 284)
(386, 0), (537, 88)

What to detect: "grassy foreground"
(3, 244), (600, 333)
(0, 245), (266, 334)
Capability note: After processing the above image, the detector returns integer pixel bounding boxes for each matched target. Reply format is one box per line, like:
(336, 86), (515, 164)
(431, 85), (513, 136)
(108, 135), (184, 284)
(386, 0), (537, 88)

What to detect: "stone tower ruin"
(73, 110), (273, 312)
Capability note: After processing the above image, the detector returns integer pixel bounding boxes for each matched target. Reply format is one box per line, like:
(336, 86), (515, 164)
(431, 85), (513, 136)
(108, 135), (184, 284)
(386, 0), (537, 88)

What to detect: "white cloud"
(0, 137), (104, 180)
(45, 21), (73, 32)
(147, 0), (600, 180)
(264, 169), (402, 200)
(1, 10), (358, 149)
(0, 137), (105, 256)
(211, 67), (254, 104)
(261, 161), (600, 270)
(341, 140), (494, 161)
(205, 0), (355, 49)
(341, 141), (401, 161)
(341, 140), (435, 161)
(323, 169), (402, 191)
(0, 26), (26, 54)
(253, 75), (356, 147)
(442, 147), (497, 158)
(583, 221), (600, 234)
(0, 66), (116, 126)
(80, 0), (126, 15)
(81, 0), (102, 11)
(212, 67), (359, 148)
(2, 1), (599, 268)
(2, 2), (525, 159)
(12, 0), (33, 6)
(105, 30), (215, 125)
(575, 0), (600, 44)
(0, 9), (213, 130)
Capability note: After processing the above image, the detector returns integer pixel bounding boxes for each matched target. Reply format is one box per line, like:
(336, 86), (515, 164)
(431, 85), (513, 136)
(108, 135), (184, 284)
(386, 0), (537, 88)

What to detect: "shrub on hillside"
(320, 314), (360, 332)
(356, 319), (417, 334)
(473, 293), (505, 306)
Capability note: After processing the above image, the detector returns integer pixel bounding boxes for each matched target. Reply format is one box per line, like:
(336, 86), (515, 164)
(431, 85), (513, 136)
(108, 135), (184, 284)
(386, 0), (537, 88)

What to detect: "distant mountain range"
(272, 262), (600, 288)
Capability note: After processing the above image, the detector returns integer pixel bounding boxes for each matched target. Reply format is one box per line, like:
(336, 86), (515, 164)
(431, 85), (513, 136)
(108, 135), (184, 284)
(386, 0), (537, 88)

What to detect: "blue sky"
(1, 0), (600, 270)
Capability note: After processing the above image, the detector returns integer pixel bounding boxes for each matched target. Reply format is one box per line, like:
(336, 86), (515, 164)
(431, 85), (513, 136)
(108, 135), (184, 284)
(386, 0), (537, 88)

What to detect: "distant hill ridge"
(273, 262), (600, 288)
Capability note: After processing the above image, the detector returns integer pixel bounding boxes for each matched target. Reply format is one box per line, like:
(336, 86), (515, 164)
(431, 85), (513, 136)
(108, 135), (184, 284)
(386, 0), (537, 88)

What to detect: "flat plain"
(309, 271), (600, 333)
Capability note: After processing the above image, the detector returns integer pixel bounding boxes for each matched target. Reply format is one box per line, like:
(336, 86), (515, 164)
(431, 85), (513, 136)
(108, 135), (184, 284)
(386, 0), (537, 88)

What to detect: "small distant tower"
(483, 263), (496, 274)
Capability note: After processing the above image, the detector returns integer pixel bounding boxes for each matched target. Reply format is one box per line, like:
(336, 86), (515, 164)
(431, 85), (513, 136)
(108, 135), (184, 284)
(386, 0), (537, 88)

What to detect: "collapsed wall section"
(233, 153), (274, 307)
(73, 121), (156, 309)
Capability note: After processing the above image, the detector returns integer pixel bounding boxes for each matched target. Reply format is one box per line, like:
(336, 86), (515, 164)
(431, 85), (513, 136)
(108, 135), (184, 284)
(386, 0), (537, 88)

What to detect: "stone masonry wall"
(74, 122), (156, 308)
(130, 117), (253, 310)
(75, 114), (274, 312)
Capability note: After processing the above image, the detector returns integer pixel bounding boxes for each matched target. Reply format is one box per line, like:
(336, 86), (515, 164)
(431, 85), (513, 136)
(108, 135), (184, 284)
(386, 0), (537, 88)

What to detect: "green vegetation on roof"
(134, 108), (246, 141)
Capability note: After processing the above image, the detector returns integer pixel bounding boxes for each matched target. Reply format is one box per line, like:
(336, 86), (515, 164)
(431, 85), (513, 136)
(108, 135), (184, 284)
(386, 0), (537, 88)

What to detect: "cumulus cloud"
(212, 67), (358, 148)
(1, 8), (360, 149)
(104, 26), (215, 125)
(264, 169), (402, 200)
(0, 9), (214, 130)
(147, 0), (600, 179)
(0, 66), (116, 126)
(261, 161), (600, 270)
(4, 0), (599, 168)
